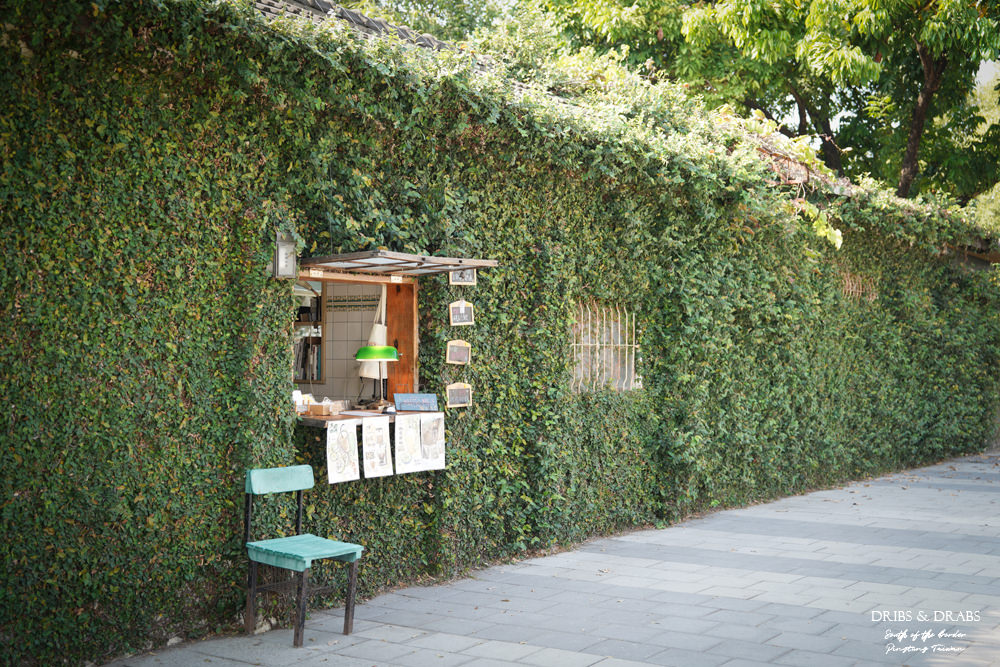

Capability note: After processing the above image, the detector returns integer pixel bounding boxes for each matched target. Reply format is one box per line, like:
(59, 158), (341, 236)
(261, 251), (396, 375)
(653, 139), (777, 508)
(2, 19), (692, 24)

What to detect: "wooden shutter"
(386, 282), (418, 400)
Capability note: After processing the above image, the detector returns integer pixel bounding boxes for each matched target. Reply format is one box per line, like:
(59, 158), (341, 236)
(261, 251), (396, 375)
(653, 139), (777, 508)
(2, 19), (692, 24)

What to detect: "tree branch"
(897, 40), (946, 197)
(795, 98), (808, 136)
(788, 83), (843, 174)
(742, 97), (795, 138)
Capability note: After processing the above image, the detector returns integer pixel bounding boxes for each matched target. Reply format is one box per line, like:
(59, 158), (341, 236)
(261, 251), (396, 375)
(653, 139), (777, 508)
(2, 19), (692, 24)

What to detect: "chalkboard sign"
(449, 300), (475, 326)
(446, 339), (471, 365)
(449, 268), (477, 285)
(446, 383), (472, 408)
(394, 393), (439, 412)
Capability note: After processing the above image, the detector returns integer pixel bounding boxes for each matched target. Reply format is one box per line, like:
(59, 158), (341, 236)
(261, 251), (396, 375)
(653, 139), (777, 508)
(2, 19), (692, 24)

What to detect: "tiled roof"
(249, 2), (864, 204)
(253, 0), (452, 51)
(251, 0), (581, 114)
(248, 1), (993, 260)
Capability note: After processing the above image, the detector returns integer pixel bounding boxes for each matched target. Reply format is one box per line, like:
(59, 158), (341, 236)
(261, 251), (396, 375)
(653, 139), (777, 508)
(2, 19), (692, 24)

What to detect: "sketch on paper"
(362, 416), (393, 478)
(394, 413), (423, 474)
(326, 419), (360, 484)
(418, 412), (446, 471)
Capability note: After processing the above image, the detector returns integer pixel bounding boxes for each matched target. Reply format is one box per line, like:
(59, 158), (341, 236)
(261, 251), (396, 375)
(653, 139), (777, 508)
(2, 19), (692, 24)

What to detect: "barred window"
(571, 302), (641, 392)
(840, 269), (878, 302)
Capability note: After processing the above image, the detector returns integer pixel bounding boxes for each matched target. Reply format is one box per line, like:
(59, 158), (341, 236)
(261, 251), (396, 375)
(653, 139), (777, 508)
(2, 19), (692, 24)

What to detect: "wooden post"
(344, 559), (358, 634)
(293, 568), (310, 648)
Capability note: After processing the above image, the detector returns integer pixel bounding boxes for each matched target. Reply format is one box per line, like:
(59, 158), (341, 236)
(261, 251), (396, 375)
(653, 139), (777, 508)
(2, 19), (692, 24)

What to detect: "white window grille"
(840, 270), (878, 302)
(571, 302), (641, 392)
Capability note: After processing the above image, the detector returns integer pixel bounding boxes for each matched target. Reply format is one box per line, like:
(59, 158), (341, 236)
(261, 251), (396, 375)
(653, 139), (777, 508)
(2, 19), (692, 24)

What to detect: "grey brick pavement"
(107, 451), (1000, 666)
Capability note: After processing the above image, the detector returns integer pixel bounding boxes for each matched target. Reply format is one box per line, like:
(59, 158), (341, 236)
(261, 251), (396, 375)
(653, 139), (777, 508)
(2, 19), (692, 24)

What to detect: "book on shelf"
(293, 337), (322, 381)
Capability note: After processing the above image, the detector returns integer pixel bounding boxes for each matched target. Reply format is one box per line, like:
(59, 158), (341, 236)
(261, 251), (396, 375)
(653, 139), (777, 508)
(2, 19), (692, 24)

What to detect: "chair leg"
(245, 561), (258, 635)
(293, 567), (310, 648)
(344, 559), (358, 635)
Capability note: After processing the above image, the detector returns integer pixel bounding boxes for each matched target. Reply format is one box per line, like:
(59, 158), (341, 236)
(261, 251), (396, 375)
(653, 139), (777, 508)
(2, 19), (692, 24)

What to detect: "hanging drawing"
(394, 413), (424, 474)
(419, 412), (446, 471)
(362, 416), (393, 478)
(326, 419), (360, 484)
(449, 300), (475, 326)
(445, 339), (471, 365)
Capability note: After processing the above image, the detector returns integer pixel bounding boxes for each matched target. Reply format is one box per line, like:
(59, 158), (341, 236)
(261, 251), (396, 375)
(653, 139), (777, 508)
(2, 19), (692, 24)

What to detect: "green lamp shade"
(355, 345), (399, 361)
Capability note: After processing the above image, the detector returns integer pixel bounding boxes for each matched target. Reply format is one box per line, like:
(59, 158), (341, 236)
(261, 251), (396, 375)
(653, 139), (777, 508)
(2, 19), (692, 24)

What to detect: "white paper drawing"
(418, 412), (446, 471)
(326, 419), (361, 484)
(394, 413), (424, 474)
(362, 416), (393, 478)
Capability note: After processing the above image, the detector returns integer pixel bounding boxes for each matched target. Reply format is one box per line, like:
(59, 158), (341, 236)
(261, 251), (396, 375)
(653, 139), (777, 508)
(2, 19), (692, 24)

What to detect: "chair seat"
(247, 533), (363, 572)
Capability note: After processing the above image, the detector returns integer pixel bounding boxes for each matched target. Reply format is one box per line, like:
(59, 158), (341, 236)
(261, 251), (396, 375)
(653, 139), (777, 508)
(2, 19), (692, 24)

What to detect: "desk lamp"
(355, 345), (398, 409)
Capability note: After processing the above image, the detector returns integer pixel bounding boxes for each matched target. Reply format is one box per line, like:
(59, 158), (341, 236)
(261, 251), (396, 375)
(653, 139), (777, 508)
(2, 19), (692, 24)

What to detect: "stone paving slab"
(107, 451), (1000, 666)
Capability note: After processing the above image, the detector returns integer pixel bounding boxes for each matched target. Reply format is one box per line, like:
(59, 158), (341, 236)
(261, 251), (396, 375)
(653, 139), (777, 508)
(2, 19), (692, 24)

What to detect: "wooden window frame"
(297, 251), (496, 402)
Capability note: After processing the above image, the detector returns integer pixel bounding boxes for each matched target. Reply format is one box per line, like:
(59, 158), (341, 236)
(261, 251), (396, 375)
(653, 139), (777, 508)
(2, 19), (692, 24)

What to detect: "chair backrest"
(244, 465), (315, 543)
(246, 465), (315, 495)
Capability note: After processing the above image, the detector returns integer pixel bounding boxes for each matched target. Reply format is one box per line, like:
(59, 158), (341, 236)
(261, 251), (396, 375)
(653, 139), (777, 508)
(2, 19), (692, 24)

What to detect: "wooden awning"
(300, 249), (498, 283)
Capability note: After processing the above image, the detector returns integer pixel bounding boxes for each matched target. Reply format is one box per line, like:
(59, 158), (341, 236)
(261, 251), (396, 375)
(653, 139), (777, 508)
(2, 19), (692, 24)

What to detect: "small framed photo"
(446, 339), (471, 365)
(449, 268), (477, 286)
(449, 300), (475, 326)
(446, 382), (472, 408)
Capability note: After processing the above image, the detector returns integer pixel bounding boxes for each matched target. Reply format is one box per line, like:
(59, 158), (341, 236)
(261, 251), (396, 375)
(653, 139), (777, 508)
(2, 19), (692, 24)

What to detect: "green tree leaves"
(548, 0), (1000, 200)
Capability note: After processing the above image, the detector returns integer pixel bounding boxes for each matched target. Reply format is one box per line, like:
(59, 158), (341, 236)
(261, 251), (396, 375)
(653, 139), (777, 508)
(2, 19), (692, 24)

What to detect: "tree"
(975, 182), (1000, 229)
(971, 72), (1000, 229)
(799, 0), (1000, 197)
(546, 0), (1000, 199)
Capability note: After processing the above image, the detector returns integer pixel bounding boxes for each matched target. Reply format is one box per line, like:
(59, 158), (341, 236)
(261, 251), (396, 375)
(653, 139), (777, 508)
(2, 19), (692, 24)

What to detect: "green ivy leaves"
(3, 1), (998, 665)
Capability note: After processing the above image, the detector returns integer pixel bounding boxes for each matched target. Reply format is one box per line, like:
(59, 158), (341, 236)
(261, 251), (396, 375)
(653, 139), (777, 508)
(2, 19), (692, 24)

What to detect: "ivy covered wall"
(2, 1), (998, 664)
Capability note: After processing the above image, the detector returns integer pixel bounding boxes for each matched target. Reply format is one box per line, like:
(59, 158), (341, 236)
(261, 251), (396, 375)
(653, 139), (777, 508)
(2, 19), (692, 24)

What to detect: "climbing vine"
(1, 1), (997, 664)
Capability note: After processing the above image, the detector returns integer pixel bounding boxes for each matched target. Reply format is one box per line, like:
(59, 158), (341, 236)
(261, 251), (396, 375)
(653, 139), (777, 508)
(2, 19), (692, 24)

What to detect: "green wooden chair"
(244, 464), (364, 647)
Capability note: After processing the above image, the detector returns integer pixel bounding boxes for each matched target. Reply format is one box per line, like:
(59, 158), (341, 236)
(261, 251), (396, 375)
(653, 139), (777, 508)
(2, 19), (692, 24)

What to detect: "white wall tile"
(348, 377), (366, 400)
(348, 321), (366, 342)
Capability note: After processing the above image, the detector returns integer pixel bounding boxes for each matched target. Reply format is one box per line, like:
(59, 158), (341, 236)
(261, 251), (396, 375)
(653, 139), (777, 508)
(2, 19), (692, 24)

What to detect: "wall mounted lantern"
(274, 231), (298, 279)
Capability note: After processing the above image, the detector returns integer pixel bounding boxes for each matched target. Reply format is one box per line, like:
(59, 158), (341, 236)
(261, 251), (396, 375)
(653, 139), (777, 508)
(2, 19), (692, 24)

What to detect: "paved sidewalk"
(108, 451), (1000, 666)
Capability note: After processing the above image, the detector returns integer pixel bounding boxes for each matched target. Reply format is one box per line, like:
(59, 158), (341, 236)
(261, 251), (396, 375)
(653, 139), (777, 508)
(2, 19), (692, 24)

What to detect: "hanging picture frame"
(394, 412), (446, 473)
(446, 382), (472, 408)
(449, 268), (477, 286)
(449, 300), (475, 326)
(445, 339), (471, 365)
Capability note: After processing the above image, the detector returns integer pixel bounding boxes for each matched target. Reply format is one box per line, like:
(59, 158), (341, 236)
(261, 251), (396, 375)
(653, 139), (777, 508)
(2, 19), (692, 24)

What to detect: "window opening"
(293, 280), (412, 403)
(294, 250), (497, 406)
(840, 269), (878, 302)
(571, 302), (641, 392)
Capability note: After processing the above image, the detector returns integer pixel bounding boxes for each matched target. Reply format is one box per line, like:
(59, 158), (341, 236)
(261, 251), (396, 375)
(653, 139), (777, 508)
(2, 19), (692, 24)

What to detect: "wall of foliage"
(2, 1), (998, 664)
